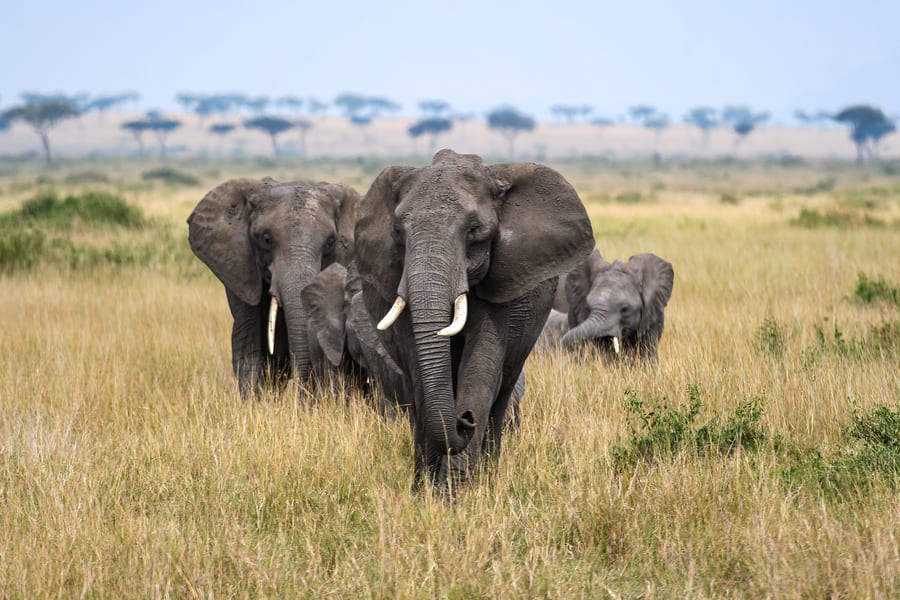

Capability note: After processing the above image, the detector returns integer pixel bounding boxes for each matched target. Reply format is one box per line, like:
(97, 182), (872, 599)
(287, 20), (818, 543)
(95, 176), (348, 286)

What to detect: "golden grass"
(1, 159), (899, 597)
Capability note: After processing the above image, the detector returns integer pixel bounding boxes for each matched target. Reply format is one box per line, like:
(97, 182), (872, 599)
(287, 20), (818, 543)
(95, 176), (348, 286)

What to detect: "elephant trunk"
(561, 307), (615, 350)
(406, 247), (474, 456)
(276, 255), (320, 385)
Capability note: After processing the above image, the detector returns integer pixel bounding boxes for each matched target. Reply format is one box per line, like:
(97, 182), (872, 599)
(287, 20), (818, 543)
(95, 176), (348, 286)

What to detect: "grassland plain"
(1, 156), (899, 598)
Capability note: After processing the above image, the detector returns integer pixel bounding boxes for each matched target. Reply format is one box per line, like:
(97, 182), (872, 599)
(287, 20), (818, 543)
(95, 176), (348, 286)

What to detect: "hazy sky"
(3, 0), (898, 122)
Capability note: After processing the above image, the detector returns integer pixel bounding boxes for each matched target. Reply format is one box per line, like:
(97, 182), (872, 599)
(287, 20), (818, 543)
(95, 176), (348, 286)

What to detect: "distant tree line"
(0, 89), (896, 164)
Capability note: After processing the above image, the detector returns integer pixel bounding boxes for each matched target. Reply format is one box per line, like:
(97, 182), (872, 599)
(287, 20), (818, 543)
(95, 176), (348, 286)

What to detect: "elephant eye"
(258, 230), (274, 249)
(324, 234), (336, 252)
(391, 221), (404, 244)
(466, 222), (489, 242)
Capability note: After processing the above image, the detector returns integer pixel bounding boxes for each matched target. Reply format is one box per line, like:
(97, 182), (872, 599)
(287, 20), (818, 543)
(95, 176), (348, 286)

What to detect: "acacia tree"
(487, 106), (535, 158)
(294, 119), (313, 156)
(418, 100), (451, 116)
(209, 123), (236, 157)
(145, 114), (183, 159)
(722, 106), (769, 154)
(833, 105), (896, 165)
(83, 92), (139, 120)
(683, 107), (718, 149)
(121, 119), (151, 154)
(551, 104), (592, 123)
(4, 99), (80, 165)
(244, 116), (293, 156)
(276, 95), (304, 113)
(408, 117), (453, 156)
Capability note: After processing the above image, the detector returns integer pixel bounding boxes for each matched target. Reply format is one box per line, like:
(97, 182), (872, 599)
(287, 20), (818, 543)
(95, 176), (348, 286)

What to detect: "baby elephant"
(546, 249), (674, 361)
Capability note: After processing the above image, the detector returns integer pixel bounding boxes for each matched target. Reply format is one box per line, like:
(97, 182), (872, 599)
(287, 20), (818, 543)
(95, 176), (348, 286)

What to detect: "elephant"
(187, 177), (360, 397)
(551, 249), (674, 361)
(354, 149), (595, 490)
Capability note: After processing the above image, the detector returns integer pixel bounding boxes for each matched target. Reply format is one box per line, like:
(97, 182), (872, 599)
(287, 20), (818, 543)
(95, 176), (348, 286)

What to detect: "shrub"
(0, 229), (46, 272)
(755, 316), (785, 358)
(142, 167), (201, 186)
(720, 192), (740, 205)
(611, 384), (767, 470)
(0, 190), (145, 229)
(782, 401), (900, 500)
(789, 207), (885, 228)
(64, 171), (110, 184)
(853, 272), (900, 305)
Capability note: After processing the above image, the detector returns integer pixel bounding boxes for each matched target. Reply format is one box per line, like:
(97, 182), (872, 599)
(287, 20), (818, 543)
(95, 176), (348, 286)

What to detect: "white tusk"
(267, 296), (278, 355)
(437, 294), (468, 337)
(612, 336), (620, 354)
(377, 296), (406, 331)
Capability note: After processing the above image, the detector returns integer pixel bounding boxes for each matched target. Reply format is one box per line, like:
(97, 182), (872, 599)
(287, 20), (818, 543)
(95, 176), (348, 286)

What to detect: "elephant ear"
(477, 162), (595, 304)
(316, 182), (361, 266)
(564, 249), (606, 317)
(187, 178), (265, 305)
(625, 253), (674, 335)
(355, 166), (416, 305)
(301, 263), (349, 368)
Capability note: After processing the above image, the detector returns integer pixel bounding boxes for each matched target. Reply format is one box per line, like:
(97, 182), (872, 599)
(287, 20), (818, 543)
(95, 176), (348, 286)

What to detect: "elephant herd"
(187, 149), (674, 492)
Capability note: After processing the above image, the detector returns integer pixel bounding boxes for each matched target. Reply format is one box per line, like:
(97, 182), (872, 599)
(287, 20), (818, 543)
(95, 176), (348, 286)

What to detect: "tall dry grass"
(1, 158), (899, 597)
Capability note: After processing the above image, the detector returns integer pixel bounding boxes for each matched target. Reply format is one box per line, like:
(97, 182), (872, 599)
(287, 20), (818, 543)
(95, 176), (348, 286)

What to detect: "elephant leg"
(227, 288), (266, 399)
(443, 301), (509, 487)
(488, 278), (557, 450)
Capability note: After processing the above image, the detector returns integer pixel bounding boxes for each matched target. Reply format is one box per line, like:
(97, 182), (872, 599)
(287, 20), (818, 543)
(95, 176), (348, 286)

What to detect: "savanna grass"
(1, 159), (900, 598)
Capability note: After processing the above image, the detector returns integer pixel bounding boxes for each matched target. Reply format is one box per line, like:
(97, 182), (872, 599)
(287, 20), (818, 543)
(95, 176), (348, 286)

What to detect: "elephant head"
(562, 249), (674, 360)
(187, 177), (359, 394)
(355, 150), (594, 483)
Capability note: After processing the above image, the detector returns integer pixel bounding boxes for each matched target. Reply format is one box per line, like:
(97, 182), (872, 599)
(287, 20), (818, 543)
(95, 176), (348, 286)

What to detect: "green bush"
(789, 207), (885, 228)
(853, 272), (900, 305)
(781, 401), (900, 500)
(611, 384), (767, 470)
(0, 190), (145, 229)
(142, 167), (201, 186)
(0, 229), (46, 271)
(755, 316), (786, 357)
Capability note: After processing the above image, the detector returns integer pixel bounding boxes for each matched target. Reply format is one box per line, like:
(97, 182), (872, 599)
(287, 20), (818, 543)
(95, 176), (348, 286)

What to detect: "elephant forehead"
(596, 270), (640, 295)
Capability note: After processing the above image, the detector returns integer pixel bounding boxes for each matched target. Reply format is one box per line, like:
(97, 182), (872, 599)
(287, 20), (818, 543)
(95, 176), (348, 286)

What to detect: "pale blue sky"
(3, 0), (898, 122)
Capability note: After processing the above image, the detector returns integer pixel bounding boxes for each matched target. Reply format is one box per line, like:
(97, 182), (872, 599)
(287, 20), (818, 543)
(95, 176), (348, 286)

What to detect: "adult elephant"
(560, 249), (674, 361)
(187, 177), (359, 397)
(355, 150), (595, 490)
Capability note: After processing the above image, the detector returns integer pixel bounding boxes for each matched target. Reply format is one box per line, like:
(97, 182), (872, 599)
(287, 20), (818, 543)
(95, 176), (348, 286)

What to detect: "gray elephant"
(187, 177), (359, 397)
(554, 249), (674, 361)
(354, 150), (595, 490)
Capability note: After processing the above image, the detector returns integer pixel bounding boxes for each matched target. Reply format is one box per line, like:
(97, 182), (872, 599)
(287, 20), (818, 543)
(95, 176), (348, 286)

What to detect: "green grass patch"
(755, 316), (786, 358)
(789, 207), (885, 228)
(0, 190), (197, 274)
(611, 384), (767, 470)
(853, 272), (900, 305)
(781, 401), (900, 500)
(0, 190), (146, 229)
(142, 167), (201, 186)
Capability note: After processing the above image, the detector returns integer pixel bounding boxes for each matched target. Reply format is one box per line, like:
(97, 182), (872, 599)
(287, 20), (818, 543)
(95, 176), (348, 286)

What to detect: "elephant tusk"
(267, 296), (278, 355)
(612, 336), (620, 354)
(437, 293), (468, 337)
(377, 296), (406, 331)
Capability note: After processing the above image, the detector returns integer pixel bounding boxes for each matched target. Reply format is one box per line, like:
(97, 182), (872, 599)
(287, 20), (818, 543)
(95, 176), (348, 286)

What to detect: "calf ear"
(477, 162), (595, 304)
(626, 253), (674, 334)
(316, 182), (361, 266)
(187, 178), (265, 305)
(301, 263), (349, 368)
